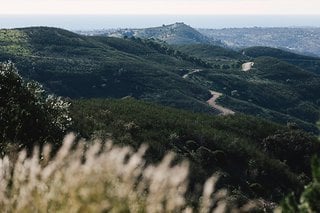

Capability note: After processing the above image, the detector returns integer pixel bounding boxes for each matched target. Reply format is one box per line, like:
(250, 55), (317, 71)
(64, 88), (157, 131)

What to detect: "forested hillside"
(0, 27), (214, 113)
(174, 45), (320, 133)
(1, 27), (319, 133)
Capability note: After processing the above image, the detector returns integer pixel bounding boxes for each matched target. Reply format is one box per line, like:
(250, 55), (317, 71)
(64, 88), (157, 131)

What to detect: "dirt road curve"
(181, 69), (235, 116)
(242, 62), (254, 72)
(207, 90), (235, 116)
(182, 69), (203, 79)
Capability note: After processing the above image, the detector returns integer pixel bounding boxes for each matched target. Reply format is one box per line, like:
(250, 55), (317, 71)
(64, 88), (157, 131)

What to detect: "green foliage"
(0, 62), (71, 151)
(0, 27), (319, 132)
(243, 46), (320, 74)
(0, 27), (213, 113)
(188, 56), (320, 133)
(129, 22), (214, 45)
(71, 98), (316, 203)
(130, 37), (212, 68)
(174, 44), (245, 66)
(262, 129), (319, 174)
(0, 29), (32, 56)
(281, 157), (320, 212)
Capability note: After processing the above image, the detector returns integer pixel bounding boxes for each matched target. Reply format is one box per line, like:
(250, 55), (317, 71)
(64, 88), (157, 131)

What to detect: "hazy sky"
(0, 0), (320, 15)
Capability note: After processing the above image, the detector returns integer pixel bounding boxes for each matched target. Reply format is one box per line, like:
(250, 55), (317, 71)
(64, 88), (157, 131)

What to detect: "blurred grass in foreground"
(0, 134), (262, 212)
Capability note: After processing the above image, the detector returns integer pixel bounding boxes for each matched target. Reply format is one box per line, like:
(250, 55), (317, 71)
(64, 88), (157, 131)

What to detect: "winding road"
(207, 90), (235, 116)
(182, 69), (203, 79)
(182, 69), (235, 116)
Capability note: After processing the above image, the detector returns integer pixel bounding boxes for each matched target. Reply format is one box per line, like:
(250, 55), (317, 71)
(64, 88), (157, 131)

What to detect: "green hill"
(1, 27), (319, 133)
(174, 44), (243, 60)
(0, 27), (215, 113)
(100, 22), (223, 45)
(169, 43), (320, 133)
(242, 46), (320, 74)
(132, 22), (213, 44)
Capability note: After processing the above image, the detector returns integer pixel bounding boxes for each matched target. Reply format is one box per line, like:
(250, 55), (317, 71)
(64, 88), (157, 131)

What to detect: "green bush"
(281, 157), (320, 212)
(262, 129), (319, 174)
(0, 62), (72, 152)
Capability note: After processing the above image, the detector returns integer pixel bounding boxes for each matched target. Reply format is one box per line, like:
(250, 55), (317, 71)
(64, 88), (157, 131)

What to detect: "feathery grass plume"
(0, 134), (258, 212)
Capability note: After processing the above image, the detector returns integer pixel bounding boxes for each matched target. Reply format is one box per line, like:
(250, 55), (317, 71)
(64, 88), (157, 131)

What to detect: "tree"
(280, 122), (320, 212)
(0, 62), (72, 151)
(281, 157), (320, 212)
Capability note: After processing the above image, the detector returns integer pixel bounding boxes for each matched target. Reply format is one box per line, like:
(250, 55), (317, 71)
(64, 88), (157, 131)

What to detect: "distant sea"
(1, 15), (320, 30)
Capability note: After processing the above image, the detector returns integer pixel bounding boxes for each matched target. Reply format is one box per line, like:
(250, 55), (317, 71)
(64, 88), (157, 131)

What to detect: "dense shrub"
(262, 128), (320, 174)
(0, 62), (71, 151)
(281, 157), (320, 212)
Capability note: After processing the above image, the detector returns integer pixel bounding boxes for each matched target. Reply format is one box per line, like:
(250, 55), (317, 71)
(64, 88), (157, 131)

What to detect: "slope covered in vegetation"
(242, 46), (320, 74)
(180, 53), (320, 133)
(0, 27), (213, 113)
(0, 56), (319, 211)
(71, 98), (320, 204)
(0, 62), (71, 151)
(95, 22), (221, 45)
(1, 27), (319, 132)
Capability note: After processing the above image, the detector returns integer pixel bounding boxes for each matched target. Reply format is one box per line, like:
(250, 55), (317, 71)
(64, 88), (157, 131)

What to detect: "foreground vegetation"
(281, 156), (320, 212)
(0, 62), (70, 151)
(0, 134), (234, 212)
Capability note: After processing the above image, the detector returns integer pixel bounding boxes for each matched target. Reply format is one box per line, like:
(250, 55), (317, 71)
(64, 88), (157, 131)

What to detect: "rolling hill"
(0, 26), (319, 133)
(242, 46), (320, 74)
(0, 27), (215, 113)
(79, 22), (223, 45)
(173, 44), (320, 133)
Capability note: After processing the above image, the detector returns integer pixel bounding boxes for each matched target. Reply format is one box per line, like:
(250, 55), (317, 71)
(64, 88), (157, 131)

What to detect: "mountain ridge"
(79, 22), (224, 45)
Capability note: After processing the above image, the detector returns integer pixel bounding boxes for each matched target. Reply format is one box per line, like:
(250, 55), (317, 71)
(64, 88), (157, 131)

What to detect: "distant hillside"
(242, 46), (320, 74)
(79, 23), (223, 45)
(199, 27), (320, 57)
(0, 27), (214, 113)
(172, 44), (245, 67)
(176, 46), (320, 133)
(175, 44), (243, 59)
(0, 27), (319, 133)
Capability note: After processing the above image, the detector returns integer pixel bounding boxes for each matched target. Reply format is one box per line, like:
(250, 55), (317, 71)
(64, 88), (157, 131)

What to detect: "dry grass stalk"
(0, 134), (258, 212)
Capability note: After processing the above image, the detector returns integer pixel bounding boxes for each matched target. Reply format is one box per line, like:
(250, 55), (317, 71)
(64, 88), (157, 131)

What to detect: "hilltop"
(79, 22), (223, 45)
